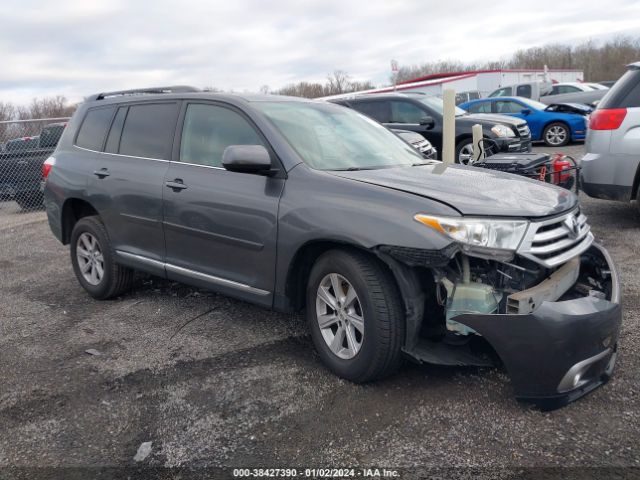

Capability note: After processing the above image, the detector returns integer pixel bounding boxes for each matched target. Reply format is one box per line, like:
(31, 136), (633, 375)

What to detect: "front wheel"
(455, 139), (475, 164)
(306, 249), (405, 383)
(543, 122), (570, 147)
(70, 216), (134, 299)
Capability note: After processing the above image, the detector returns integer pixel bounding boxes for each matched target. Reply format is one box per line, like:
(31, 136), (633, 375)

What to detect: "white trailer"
(321, 69), (584, 103)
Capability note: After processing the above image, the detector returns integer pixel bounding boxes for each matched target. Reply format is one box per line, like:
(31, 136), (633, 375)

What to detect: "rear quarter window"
(75, 107), (116, 151)
(599, 69), (640, 109)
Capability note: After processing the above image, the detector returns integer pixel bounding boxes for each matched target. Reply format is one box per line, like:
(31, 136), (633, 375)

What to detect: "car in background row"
(329, 93), (531, 164)
(459, 96), (588, 146)
(549, 82), (608, 95)
(0, 122), (66, 209)
(5, 136), (40, 153)
(392, 129), (437, 159)
(581, 62), (640, 210)
(489, 81), (607, 107)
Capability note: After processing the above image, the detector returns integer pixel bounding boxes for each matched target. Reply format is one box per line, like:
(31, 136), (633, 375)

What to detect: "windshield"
(518, 97), (548, 111)
(254, 101), (424, 170)
(417, 96), (466, 116)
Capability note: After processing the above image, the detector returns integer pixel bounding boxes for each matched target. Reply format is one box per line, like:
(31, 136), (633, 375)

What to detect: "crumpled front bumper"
(453, 243), (621, 409)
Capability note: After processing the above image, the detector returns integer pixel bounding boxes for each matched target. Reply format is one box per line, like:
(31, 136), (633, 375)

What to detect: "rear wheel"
(70, 216), (134, 299)
(543, 122), (570, 147)
(306, 249), (405, 383)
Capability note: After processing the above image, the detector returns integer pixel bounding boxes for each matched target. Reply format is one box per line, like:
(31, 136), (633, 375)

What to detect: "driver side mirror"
(520, 108), (532, 116)
(419, 116), (435, 128)
(222, 145), (274, 175)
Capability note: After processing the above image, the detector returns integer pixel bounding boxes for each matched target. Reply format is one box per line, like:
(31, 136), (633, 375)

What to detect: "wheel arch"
(632, 163), (640, 202)
(60, 198), (100, 245)
(283, 240), (399, 313)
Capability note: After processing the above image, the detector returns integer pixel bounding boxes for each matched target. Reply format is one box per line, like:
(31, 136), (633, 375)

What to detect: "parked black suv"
(330, 93), (532, 163)
(44, 87), (620, 408)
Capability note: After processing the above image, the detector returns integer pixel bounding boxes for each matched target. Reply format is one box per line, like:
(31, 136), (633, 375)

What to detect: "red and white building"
(323, 68), (584, 101)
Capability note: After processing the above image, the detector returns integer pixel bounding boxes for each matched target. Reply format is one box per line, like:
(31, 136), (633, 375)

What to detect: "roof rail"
(87, 86), (201, 101)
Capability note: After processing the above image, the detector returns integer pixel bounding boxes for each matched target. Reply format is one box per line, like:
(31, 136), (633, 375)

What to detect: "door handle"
(93, 168), (110, 179)
(165, 179), (188, 191)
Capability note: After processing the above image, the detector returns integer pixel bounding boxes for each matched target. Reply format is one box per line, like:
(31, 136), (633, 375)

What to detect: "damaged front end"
(377, 207), (621, 409)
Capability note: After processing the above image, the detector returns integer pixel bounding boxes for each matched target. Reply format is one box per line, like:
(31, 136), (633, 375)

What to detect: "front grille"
(412, 140), (437, 158)
(518, 208), (593, 268)
(516, 124), (531, 139)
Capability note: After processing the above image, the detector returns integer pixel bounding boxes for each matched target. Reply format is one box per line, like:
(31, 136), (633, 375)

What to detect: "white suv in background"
(581, 62), (640, 210)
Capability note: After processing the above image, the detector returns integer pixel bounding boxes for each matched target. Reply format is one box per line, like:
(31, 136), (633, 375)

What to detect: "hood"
(544, 103), (592, 115)
(330, 164), (577, 218)
(457, 113), (527, 128)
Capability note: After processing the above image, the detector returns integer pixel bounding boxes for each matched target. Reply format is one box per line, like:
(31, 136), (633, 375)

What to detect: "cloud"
(0, 0), (638, 105)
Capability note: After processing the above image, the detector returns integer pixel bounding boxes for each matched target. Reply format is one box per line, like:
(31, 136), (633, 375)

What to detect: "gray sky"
(2, 0), (639, 105)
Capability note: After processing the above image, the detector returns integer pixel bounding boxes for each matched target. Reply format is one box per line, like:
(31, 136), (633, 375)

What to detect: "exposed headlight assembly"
(491, 124), (516, 137)
(414, 214), (529, 258)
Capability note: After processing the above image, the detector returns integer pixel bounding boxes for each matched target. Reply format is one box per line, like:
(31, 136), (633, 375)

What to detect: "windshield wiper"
(331, 166), (366, 171)
(412, 161), (438, 166)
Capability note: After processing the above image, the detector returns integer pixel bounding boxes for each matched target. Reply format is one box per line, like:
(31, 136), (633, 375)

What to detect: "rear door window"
(75, 107), (116, 151)
(516, 85), (532, 98)
(389, 101), (425, 124)
(118, 103), (179, 159)
(351, 101), (391, 123)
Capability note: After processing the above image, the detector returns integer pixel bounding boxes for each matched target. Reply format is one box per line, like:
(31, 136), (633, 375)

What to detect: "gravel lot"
(1, 142), (639, 478)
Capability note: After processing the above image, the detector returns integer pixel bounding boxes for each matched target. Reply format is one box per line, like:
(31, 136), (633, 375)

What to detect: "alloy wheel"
(458, 143), (474, 164)
(315, 273), (365, 359)
(76, 232), (104, 286)
(545, 125), (568, 146)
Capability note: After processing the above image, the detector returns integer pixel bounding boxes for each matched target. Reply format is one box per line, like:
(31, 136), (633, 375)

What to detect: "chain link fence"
(0, 118), (69, 213)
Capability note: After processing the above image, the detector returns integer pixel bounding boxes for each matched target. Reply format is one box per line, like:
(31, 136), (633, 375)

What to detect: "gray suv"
(43, 87), (621, 408)
(582, 62), (640, 207)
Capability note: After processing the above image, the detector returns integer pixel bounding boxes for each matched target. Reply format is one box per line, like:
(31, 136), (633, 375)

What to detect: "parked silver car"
(581, 62), (640, 208)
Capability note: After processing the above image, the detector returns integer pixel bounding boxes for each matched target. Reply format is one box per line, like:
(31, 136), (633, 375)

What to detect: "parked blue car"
(459, 96), (589, 147)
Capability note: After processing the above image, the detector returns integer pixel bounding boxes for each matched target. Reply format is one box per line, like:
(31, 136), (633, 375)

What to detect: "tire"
(70, 216), (134, 299)
(455, 139), (474, 164)
(15, 192), (43, 211)
(543, 122), (570, 147)
(306, 249), (405, 383)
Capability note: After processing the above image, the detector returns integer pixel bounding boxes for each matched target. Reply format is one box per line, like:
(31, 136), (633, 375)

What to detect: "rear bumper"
(581, 150), (638, 202)
(453, 243), (621, 408)
(581, 181), (633, 202)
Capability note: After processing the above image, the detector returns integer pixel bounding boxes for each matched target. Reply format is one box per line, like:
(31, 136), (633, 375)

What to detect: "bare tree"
(394, 36), (640, 84)
(276, 71), (375, 99)
(0, 101), (16, 138)
(16, 96), (76, 120)
(326, 70), (352, 95)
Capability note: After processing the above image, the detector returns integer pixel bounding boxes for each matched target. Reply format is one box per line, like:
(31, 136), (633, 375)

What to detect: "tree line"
(393, 36), (640, 84)
(0, 96), (77, 139)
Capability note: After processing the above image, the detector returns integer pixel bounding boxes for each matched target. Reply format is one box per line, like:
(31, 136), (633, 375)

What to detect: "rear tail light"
(589, 108), (627, 130)
(42, 156), (56, 179)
